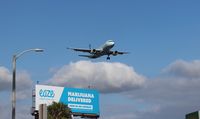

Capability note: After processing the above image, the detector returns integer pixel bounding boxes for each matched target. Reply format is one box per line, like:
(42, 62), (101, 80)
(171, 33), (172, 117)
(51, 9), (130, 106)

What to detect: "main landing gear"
(107, 56), (110, 60)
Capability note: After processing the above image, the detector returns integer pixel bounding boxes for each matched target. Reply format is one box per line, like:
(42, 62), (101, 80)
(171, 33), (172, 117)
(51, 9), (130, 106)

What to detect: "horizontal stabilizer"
(78, 55), (91, 58)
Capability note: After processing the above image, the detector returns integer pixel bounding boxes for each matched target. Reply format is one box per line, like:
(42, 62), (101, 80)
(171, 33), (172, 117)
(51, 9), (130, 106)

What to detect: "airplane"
(67, 40), (129, 60)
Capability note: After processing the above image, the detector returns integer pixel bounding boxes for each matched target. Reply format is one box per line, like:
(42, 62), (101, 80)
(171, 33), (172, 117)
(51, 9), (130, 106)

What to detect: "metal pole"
(39, 104), (47, 119)
(39, 104), (43, 119)
(12, 55), (16, 119)
(11, 48), (44, 119)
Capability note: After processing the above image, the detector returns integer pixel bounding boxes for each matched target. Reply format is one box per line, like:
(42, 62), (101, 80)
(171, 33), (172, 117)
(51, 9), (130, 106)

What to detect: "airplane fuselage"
(89, 40), (115, 58)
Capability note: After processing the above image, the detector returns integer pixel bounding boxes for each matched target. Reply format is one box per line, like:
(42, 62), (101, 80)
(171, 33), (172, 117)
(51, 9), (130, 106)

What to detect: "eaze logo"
(39, 89), (55, 98)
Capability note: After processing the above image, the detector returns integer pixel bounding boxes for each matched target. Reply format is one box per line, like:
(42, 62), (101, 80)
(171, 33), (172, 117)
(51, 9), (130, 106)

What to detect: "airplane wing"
(109, 50), (129, 55)
(116, 51), (129, 54)
(67, 47), (91, 53)
(67, 47), (102, 54)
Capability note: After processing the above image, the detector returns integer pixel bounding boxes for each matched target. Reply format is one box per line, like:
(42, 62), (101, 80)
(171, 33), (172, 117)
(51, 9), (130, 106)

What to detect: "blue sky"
(0, 0), (200, 119)
(1, 0), (200, 77)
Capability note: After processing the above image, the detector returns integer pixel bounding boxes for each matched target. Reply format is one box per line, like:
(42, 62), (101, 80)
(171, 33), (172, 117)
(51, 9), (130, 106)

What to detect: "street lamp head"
(34, 48), (44, 52)
(15, 48), (44, 60)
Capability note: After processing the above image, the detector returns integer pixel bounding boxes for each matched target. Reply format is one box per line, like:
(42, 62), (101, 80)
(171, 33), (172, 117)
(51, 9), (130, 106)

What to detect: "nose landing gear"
(107, 56), (110, 60)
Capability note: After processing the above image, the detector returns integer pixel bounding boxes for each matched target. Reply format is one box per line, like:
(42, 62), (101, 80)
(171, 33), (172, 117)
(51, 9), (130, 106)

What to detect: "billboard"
(186, 111), (200, 119)
(35, 85), (99, 115)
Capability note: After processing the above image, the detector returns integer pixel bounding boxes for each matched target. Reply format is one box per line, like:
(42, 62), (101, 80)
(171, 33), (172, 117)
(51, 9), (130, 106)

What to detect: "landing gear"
(107, 56), (110, 60)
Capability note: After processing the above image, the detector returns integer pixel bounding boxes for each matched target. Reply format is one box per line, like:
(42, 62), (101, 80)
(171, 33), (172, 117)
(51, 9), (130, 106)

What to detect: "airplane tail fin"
(89, 44), (91, 50)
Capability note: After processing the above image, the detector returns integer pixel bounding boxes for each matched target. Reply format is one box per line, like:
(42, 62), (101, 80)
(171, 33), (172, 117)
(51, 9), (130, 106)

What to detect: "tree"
(47, 102), (72, 119)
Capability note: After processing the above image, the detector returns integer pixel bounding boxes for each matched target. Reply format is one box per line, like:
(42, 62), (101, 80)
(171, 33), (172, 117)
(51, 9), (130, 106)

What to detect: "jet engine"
(112, 51), (118, 56)
(90, 49), (96, 54)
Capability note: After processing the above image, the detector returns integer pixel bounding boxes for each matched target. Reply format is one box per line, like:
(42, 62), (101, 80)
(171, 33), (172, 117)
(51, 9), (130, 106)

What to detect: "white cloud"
(163, 60), (200, 78)
(104, 77), (200, 119)
(121, 60), (200, 119)
(0, 66), (12, 91)
(0, 102), (33, 119)
(2, 59), (200, 119)
(45, 60), (200, 119)
(0, 66), (33, 119)
(0, 103), (10, 119)
(47, 60), (145, 93)
(16, 105), (34, 119)
(106, 113), (138, 119)
(0, 66), (33, 101)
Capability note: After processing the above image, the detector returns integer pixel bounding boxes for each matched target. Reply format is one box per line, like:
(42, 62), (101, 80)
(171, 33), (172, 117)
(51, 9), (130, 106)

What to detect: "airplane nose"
(106, 40), (115, 47)
(111, 42), (115, 46)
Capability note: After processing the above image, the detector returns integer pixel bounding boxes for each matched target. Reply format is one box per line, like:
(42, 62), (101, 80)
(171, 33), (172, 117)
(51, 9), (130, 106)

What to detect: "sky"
(0, 0), (200, 119)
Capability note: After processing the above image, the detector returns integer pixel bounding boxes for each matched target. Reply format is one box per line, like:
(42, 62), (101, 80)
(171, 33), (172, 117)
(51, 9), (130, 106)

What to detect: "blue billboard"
(60, 88), (99, 115)
(35, 85), (99, 115)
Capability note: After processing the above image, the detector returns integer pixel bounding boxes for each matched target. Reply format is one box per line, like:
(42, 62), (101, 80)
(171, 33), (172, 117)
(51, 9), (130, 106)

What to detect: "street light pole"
(12, 55), (16, 119)
(12, 48), (44, 119)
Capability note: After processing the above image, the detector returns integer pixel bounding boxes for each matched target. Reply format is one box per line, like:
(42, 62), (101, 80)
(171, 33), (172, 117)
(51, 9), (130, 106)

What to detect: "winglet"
(66, 47), (73, 50)
(124, 52), (130, 54)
